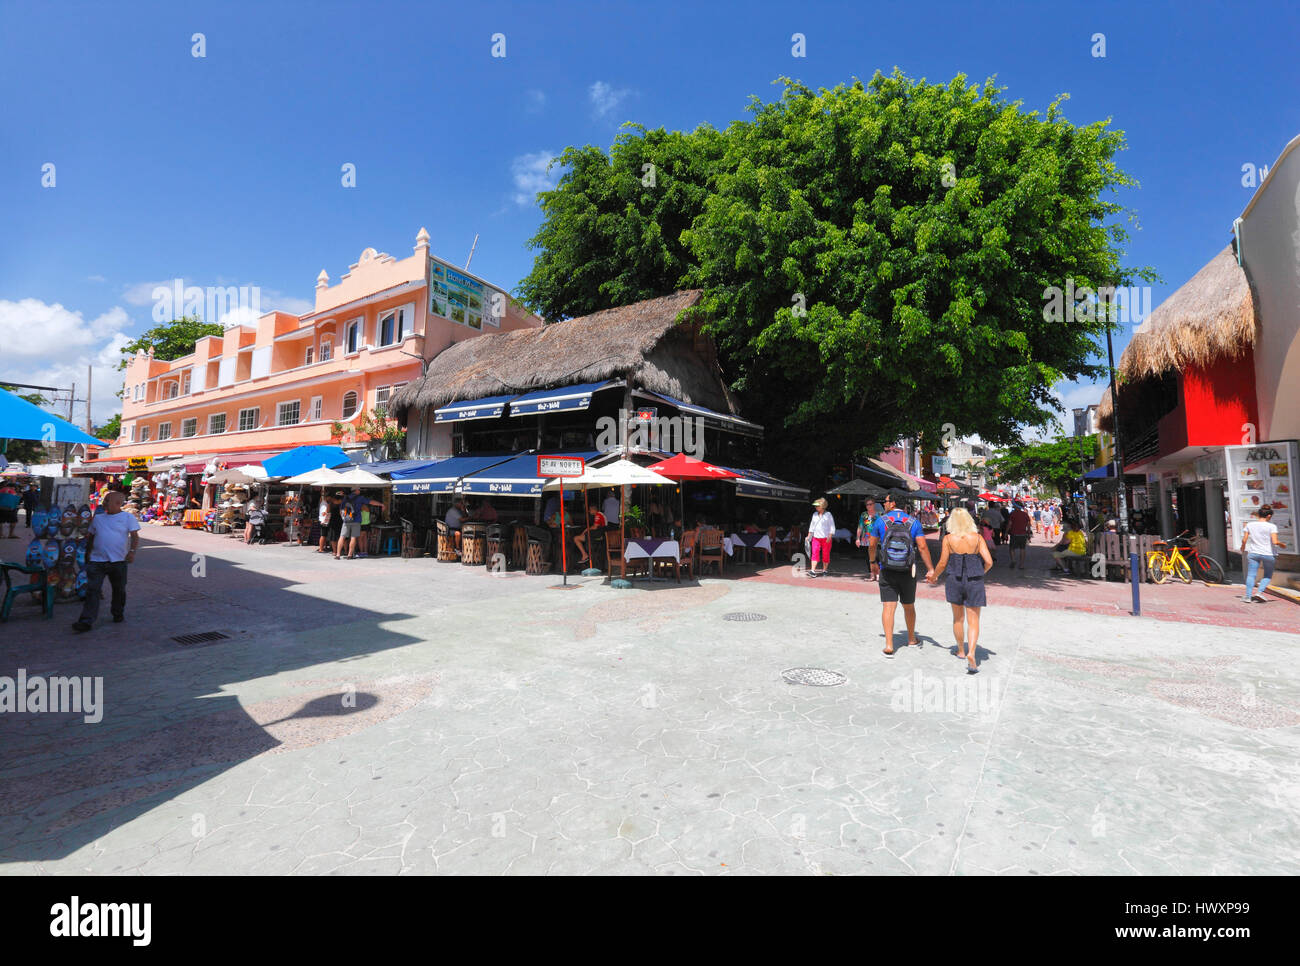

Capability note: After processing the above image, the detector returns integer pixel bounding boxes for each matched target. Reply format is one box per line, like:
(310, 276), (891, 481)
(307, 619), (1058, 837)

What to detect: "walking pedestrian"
(72, 490), (140, 632)
(869, 493), (936, 655)
(21, 482), (39, 529)
(0, 480), (19, 539)
(1242, 507), (1281, 602)
(1006, 501), (1032, 568)
(338, 486), (382, 559)
(927, 508), (993, 673)
(807, 497), (835, 576)
(983, 501), (1004, 546)
(855, 498), (880, 580)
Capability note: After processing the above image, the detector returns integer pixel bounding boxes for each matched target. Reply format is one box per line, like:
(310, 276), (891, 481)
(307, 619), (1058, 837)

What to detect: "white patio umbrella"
(283, 466), (346, 486)
(544, 459), (675, 577)
(332, 465), (393, 487)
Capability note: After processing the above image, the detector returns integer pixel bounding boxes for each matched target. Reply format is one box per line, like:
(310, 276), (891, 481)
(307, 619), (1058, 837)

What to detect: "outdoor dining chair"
(525, 526), (552, 575)
(678, 528), (698, 579)
(698, 527), (724, 576)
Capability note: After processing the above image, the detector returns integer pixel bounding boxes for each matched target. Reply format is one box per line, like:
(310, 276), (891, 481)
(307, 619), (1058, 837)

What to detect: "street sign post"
(538, 456), (586, 588)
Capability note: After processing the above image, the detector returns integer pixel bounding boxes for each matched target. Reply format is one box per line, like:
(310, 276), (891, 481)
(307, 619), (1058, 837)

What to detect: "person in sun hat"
(807, 497), (835, 577)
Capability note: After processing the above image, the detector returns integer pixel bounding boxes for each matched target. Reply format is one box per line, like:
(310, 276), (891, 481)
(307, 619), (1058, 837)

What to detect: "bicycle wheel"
(1171, 555), (1192, 584)
(1148, 551), (1170, 583)
(1193, 554), (1225, 584)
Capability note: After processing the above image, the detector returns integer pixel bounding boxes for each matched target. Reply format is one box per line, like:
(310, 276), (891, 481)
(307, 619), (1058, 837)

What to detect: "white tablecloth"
(727, 533), (772, 557)
(833, 528), (852, 542)
(624, 539), (680, 563)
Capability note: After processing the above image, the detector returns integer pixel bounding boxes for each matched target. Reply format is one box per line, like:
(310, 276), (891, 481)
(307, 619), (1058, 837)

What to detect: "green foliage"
(94, 413), (121, 442)
(117, 316), (224, 372)
(518, 71), (1151, 482)
(989, 434), (1098, 499)
(332, 409), (406, 457)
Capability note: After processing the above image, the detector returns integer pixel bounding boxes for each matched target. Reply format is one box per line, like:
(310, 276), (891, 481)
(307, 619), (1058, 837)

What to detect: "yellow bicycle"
(1145, 531), (1226, 585)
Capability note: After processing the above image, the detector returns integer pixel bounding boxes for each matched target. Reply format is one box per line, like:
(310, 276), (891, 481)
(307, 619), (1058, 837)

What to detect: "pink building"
(93, 228), (542, 470)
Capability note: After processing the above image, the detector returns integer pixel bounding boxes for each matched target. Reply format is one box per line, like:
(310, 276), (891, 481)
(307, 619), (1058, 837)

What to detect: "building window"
(208, 413), (226, 434)
(375, 385), (392, 410)
(346, 320), (361, 354)
(380, 309), (406, 346)
(277, 400), (300, 427)
(341, 391), (358, 419)
(157, 422), (172, 441)
(305, 345), (314, 366)
(181, 372), (191, 395)
(181, 418), (197, 438)
(128, 424), (136, 442)
(319, 340), (332, 362)
(309, 396), (322, 421)
(140, 426), (151, 442)
(165, 382), (179, 399)
(238, 407), (259, 432)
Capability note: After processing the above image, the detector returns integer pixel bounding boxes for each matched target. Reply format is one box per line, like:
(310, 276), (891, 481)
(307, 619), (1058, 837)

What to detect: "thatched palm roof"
(1118, 245), (1256, 381)
(392, 290), (736, 421)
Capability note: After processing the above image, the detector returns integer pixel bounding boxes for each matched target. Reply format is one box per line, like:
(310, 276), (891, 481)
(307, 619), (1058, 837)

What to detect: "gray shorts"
(340, 520), (361, 539)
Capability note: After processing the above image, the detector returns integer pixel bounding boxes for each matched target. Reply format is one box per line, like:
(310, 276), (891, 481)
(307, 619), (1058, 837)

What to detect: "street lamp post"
(1104, 326), (1129, 535)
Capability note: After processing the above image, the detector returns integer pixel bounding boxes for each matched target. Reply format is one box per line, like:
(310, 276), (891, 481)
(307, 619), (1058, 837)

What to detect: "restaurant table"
(726, 532), (772, 563)
(624, 538), (681, 582)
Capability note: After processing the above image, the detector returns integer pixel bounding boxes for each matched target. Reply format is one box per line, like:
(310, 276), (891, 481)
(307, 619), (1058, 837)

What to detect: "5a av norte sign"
(538, 455), (585, 587)
(537, 455), (585, 478)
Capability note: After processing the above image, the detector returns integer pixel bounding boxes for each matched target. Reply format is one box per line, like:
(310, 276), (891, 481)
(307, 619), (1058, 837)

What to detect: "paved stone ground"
(1, 526), (1298, 875)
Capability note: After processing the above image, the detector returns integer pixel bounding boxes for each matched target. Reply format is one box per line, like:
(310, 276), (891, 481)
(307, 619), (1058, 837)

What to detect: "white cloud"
(511, 150), (560, 207)
(588, 80), (630, 120)
(0, 300), (138, 432)
(86, 274), (106, 283)
(524, 89), (545, 113)
(0, 299), (133, 358)
(260, 290), (313, 316)
(121, 279), (180, 307)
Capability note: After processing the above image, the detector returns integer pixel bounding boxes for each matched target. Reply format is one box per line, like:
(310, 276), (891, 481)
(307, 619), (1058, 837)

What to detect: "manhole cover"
(723, 612), (768, 622)
(171, 631), (231, 646)
(782, 667), (847, 687)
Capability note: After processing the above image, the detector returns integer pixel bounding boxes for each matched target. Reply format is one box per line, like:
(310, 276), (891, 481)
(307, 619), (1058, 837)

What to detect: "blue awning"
(456, 450), (601, 498)
(632, 391), (763, 435)
(721, 467), (810, 502)
(434, 394), (517, 423)
(508, 381), (617, 416)
(358, 458), (447, 477)
(1083, 465), (1116, 479)
(391, 453), (517, 494)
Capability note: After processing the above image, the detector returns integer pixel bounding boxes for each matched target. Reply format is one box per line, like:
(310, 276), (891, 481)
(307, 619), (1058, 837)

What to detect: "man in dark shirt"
(21, 483), (39, 529)
(1006, 502), (1032, 569)
(337, 486), (382, 559)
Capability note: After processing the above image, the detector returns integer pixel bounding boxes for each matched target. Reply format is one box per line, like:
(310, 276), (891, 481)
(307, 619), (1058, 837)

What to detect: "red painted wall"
(1157, 349), (1258, 457)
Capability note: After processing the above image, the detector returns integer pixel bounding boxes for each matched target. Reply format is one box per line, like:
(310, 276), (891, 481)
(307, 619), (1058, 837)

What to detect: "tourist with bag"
(869, 493), (935, 656)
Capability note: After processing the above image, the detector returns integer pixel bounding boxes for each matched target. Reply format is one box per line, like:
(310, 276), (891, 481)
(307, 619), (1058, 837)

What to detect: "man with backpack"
(869, 493), (936, 656)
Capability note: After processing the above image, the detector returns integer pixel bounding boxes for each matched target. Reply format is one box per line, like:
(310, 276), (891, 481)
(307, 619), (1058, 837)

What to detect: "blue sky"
(2, 0), (1297, 432)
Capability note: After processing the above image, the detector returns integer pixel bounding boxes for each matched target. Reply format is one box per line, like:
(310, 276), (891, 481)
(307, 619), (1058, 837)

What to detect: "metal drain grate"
(782, 667), (847, 687)
(171, 631), (231, 646)
(723, 612), (768, 622)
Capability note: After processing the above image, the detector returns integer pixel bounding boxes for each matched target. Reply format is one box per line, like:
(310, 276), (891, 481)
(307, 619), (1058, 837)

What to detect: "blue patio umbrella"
(0, 386), (103, 448)
(260, 445), (353, 479)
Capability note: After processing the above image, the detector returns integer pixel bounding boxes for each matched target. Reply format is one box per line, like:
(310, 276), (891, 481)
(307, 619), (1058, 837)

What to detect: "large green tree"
(518, 71), (1152, 483)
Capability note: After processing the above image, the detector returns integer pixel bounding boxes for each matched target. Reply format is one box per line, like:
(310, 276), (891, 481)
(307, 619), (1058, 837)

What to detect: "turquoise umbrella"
(0, 386), (103, 447)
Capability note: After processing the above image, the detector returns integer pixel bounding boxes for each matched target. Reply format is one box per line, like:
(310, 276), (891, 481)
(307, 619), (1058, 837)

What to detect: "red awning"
(185, 450), (285, 474)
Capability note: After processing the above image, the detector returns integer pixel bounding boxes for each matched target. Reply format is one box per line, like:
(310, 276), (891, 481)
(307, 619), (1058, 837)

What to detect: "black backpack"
(880, 515), (916, 572)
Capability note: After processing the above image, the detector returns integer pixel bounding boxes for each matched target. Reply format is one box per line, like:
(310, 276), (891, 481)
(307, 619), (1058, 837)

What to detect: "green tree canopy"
(94, 413), (121, 442)
(988, 434), (1098, 500)
(117, 315), (224, 370)
(518, 70), (1151, 483)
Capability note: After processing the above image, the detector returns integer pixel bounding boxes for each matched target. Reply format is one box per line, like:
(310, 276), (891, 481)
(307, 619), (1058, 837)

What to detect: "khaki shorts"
(340, 521), (361, 539)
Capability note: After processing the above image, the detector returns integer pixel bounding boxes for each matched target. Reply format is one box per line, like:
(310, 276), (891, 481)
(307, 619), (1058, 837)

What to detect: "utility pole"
(86, 365), (93, 433)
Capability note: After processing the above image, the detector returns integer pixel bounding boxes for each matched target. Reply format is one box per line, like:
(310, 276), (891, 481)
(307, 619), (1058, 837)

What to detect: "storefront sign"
(127, 457), (151, 471)
(1224, 441), (1298, 553)
(932, 455), (952, 476)
(429, 257), (496, 329)
(537, 456), (585, 478)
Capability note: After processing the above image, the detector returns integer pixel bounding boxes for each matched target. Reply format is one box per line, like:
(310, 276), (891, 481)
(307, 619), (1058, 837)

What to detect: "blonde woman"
(926, 507), (993, 673)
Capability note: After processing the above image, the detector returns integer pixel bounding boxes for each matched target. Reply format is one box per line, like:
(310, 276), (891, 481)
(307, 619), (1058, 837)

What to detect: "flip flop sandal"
(882, 647), (896, 657)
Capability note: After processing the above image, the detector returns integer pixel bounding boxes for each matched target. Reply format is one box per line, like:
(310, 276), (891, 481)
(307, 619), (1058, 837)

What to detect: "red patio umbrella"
(978, 491), (1004, 502)
(646, 454), (739, 533)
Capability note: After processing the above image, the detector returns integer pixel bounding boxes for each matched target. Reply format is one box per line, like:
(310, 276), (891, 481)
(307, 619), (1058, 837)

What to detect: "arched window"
(346, 319), (361, 354)
(342, 391), (358, 418)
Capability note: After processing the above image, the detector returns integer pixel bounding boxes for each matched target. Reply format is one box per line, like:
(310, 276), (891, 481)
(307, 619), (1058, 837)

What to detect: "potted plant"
(624, 504), (646, 538)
